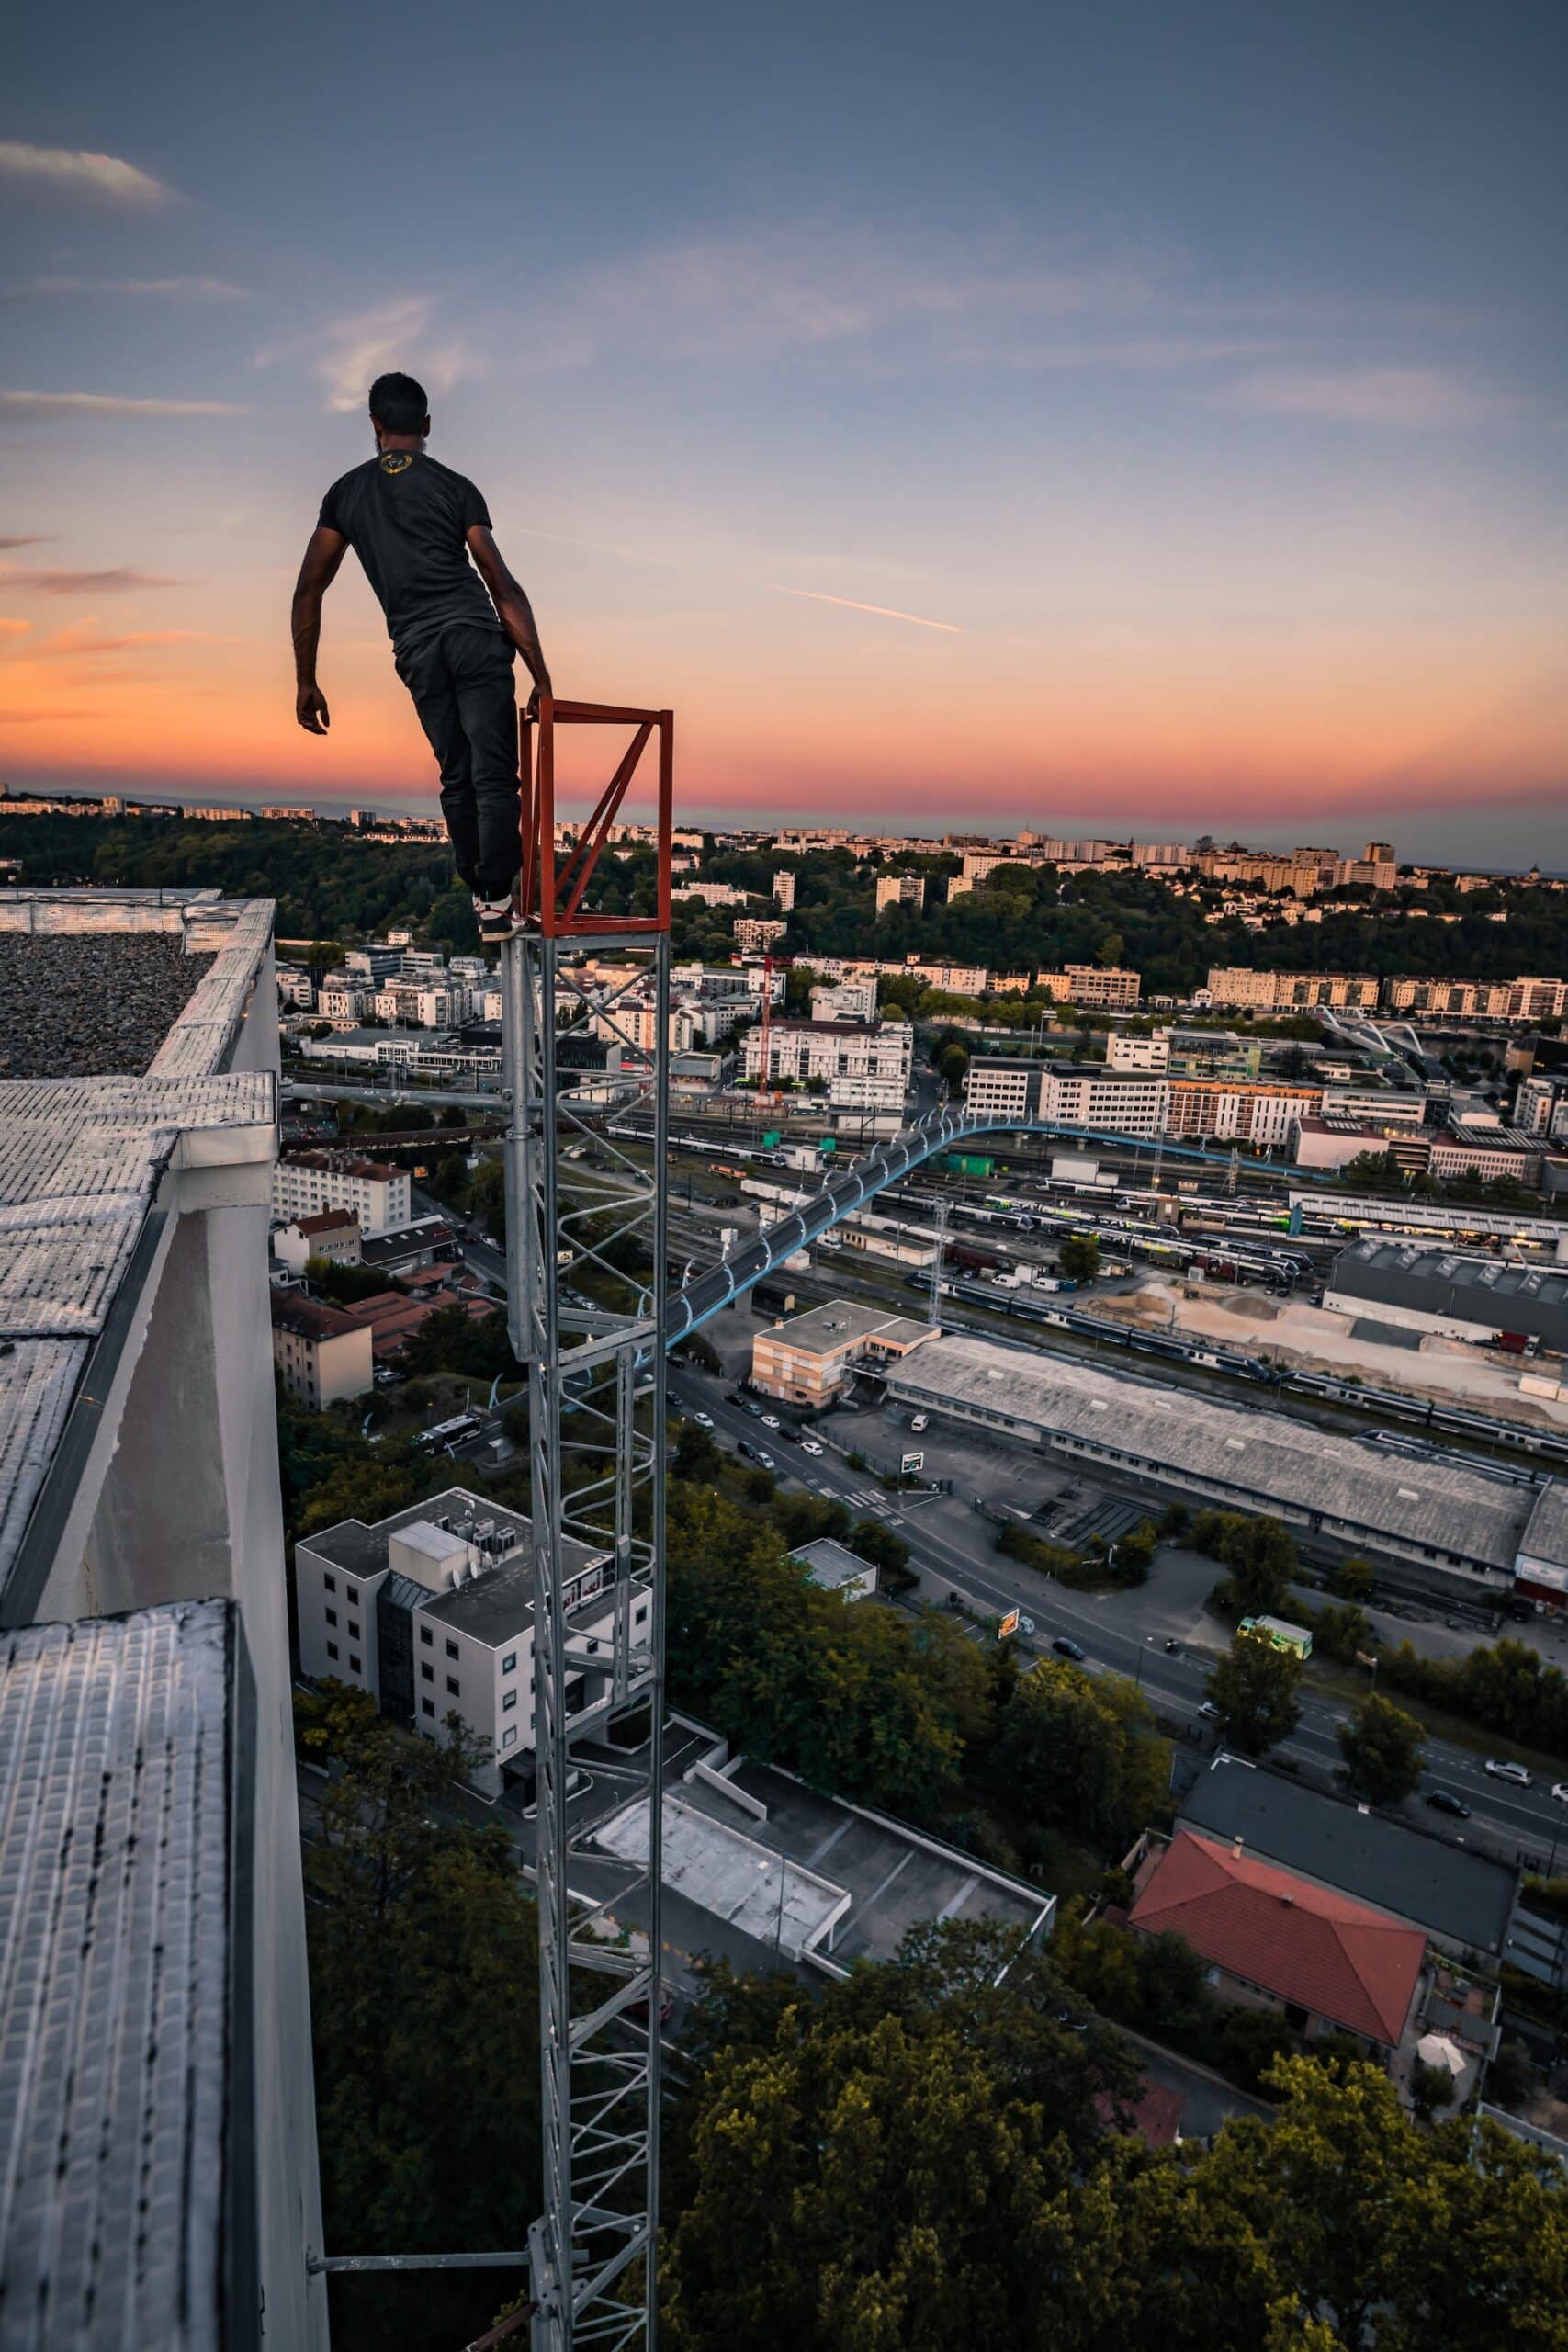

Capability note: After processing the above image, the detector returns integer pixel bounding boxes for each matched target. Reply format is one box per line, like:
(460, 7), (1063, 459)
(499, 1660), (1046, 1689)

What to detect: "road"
(668, 1362), (1568, 1871)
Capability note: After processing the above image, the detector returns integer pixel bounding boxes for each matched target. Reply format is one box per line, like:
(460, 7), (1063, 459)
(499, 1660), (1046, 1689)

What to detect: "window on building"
(502, 1690), (517, 1713)
(326, 1642), (339, 1661)
(502, 1727), (518, 1750)
(446, 1639), (458, 1659)
(446, 1676), (459, 1696)
(422, 1698), (434, 1717)
(421, 1662), (434, 1682)
(348, 1655), (361, 1673)
(325, 1607), (337, 1627)
(502, 1651), (517, 1674)
(419, 1624), (434, 1646)
(323, 1574), (336, 1593)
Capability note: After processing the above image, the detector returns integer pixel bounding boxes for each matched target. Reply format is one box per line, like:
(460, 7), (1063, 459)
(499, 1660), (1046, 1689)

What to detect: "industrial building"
(883, 1330), (1559, 1592)
(1325, 1238), (1568, 1352)
(750, 1300), (938, 1407)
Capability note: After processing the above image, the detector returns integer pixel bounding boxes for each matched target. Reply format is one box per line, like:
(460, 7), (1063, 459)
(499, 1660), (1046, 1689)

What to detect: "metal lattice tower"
(502, 699), (674, 2351)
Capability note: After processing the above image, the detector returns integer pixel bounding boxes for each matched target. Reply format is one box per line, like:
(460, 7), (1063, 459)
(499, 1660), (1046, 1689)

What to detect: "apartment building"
(811, 978), (879, 1023)
(679, 879), (750, 907)
(1037, 964), (1141, 1010)
(1427, 1126), (1543, 1186)
(1517, 1073), (1568, 1142)
(740, 1017), (913, 1110)
(1204, 967), (1379, 1012)
(1107, 1031), (1170, 1072)
(294, 1488), (650, 1798)
(773, 870), (795, 910)
(1040, 1063), (1168, 1136)
(1166, 1077), (1322, 1148)
(269, 1290), (375, 1408)
(272, 1148), (411, 1235)
(272, 1206), (363, 1272)
(963, 1057), (1044, 1121)
(1382, 975), (1568, 1022)
(750, 1301), (938, 1407)
(875, 872), (926, 913)
(735, 916), (789, 953)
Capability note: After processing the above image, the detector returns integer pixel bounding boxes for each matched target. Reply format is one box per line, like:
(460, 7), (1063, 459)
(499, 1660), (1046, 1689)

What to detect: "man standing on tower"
(291, 370), (551, 941)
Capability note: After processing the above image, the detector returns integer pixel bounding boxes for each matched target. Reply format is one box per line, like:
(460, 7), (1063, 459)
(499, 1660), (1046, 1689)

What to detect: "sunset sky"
(3, 0), (1564, 863)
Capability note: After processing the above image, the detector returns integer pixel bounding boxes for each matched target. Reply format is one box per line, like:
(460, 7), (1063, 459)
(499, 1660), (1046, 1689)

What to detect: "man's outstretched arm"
(467, 526), (553, 714)
(291, 526), (348, 733)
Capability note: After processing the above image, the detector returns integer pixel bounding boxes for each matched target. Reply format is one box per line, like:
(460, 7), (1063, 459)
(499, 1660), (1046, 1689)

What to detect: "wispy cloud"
(1221, 365), (1523, 429)
(0, 140), (171, 206)
(254, 296), (469, 411)
(0, 566), (187, 594)
(0, 391), (244, 420)
(0, 617), (30, 636)
(7, 275), (247, 301)
(34, 626), (234, 656)
(772, 585), (961, 633)
(0, 536), (49, 549)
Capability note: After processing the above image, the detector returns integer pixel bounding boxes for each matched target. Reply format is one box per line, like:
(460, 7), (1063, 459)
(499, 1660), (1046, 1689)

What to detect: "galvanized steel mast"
(502, 699), (674, 2351)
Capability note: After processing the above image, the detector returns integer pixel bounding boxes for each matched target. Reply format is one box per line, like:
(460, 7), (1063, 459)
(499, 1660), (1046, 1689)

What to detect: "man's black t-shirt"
(317, 450), (502, 660)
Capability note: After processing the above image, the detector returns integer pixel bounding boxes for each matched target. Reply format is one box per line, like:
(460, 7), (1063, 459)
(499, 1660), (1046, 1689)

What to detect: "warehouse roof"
(1179, 1756), (1517, 1959)
(885, 1332), (1536, 1571)
(1331, 1238), (1568, 1314)
(1519, 1483), (1568, 1580)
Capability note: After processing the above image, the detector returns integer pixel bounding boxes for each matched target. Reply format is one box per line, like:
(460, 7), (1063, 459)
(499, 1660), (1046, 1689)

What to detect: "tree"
(1332, 1554), (1377, 1602)
(938, 1042), (970, 1086)
(849, 1516), (911, 1574)
(295, 1688), (540, 2346)
(1337, 1690), (1426, 1805)
(1199, 1510), (1298, 1617)
(1095, 931), (1125, 968)
(990, 1659), (1168, 1851)
(1407, 2058), (1458, 2124)
(1204, 1630), (1303, 1756)
(1058, 1232), (1100, 1283)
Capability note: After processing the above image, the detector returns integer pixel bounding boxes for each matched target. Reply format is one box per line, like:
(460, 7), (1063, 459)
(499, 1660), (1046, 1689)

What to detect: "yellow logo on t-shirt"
(379, 453), (413, 475)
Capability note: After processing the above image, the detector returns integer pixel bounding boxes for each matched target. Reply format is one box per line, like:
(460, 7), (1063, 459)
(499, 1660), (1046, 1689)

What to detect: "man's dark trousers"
(396, 622), (519, 899)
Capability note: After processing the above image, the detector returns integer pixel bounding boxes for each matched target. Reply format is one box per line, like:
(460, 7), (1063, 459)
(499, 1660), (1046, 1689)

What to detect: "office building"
(1037, 963), (1141, 1010)
(750, 1300), (938, 1407)
(272, 1148), (411, 1234)
(739, 1017), (913, 1111)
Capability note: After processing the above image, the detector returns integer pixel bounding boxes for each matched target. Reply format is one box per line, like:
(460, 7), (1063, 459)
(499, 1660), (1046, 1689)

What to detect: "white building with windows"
(294, 1489), (650, 1796)
(811, 978), (879, 1023)
(875, 873), (926, 914)
(740, 1017), (913, 1111)
(271, 1148), (410, 1234)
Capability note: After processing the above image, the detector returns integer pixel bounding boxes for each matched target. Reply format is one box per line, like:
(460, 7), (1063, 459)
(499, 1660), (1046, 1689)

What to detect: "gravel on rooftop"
(0, 935), (216, 1079)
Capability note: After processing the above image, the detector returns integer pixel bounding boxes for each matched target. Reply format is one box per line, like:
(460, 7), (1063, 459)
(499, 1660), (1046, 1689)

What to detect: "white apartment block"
(1204, 967), (1380, 1012)
(1107, 1030), (1171, 1071)
(276, 966), (316, 1008)
(370, 984), (457, 1027)
(1166, 1079), (1323, 1148)
(740, 1017), (913, 1111)
(963, 1060), (1044, 1121)
(1040, 1065), (1168, 1136)
(875, 873), (926, 914)
(773, 870), (795, 910)
(1038, 965), (1141, 1011)
(317, 983), (367, 1024)
(679, 880), (749, 908)
(1517, 1075), (1568, 1142)
(811, 978), (880, 1023)
(294, 1490), (649, 1797)
(272, 1150), (410, 1235)
(269, 1293), (374, 1409)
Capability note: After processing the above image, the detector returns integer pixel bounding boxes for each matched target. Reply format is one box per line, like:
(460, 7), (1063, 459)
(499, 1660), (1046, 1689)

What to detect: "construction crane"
(501, 697), (674, 2352)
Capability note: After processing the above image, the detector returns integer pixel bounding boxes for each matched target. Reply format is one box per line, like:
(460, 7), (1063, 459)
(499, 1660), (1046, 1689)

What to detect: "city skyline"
(3, 1), (1565, 864)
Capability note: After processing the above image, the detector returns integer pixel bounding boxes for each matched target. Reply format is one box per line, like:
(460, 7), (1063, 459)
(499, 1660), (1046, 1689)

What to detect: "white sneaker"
(473, 893), (522, 942)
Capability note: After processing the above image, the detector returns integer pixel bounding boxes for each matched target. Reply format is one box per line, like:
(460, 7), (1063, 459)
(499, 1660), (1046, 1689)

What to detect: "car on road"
(694, 1411), (714, 1429)
(756, 1451), (775, 1471)
(1162, 1638), (1180, 1655)
(737, 1439), (757, 1460)
(743, 1401), (762, 1418)
(1198, 1700), (1222, 1722)
(1484, 1758), (1532, 1787)
(1551, 1781), (1568, 1805)
(761, 1413), (781, 1430)
(1052, 1635), (1086, 1662)
(1427, 1788), (1471, 1818)
(800, 1438), (825, 1456)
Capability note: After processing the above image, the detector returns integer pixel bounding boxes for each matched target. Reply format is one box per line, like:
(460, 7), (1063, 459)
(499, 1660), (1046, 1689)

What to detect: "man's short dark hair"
(367, 371), (429, 435)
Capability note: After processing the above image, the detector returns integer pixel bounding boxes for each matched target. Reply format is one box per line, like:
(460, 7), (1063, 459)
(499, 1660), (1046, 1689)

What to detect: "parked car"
(1052, 1635), (1086, 1662)
(761, 1413), (781, 1430)
(694, 1411), (714, 1429)
(737, 1439), (757, 1460)
(910, 1413), (929, 1432)
(1551, 1781), (1568, 1806)
(1427, 1788), (1471, 1818)
(1484, 1758), (1532, 1787)
(744, 1401), (762, 1418)
(800, 1438), (825, 1457)
(755, 1451), (775, 1471)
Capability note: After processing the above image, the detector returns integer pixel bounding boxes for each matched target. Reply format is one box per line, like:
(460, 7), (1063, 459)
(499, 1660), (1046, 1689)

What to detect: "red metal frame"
(518, 698), (672, 938)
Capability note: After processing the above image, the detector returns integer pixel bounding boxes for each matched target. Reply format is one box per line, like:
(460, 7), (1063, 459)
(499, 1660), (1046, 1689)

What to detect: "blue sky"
(2, 0), (1564, 860)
